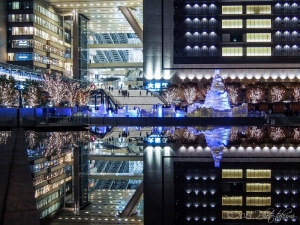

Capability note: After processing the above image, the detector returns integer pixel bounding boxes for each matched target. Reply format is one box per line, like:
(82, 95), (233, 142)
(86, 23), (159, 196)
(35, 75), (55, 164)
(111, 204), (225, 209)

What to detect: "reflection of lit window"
(246, 33), (271, 42)
(222, 196), (243, 206)
(246, 169), (271, 178)
(222, 211), (243, 219)
(246, 197), (271, 206)
(246, 183), (271, 192)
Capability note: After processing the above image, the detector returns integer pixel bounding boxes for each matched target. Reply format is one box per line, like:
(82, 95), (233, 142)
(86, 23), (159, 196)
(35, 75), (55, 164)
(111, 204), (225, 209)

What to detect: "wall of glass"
(9, 14), (63, 36)
(222, 6), (242, 14)
(11, 27), (64, 46)
(222, 47), (243, 56)
(246, 19), (271, 28)
(222, 20), (243, 28)
(8, 1), (33, 10)
(246, 33), (271, 42)
(246, 5), (271, 14)
(33, 2), (62, 26)
(247, 47), (271, 56)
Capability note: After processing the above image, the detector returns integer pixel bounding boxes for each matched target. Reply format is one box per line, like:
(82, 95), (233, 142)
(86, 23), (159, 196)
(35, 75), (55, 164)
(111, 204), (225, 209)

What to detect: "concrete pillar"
(111, 68), (114, 77)
(73, 13), (79, 80)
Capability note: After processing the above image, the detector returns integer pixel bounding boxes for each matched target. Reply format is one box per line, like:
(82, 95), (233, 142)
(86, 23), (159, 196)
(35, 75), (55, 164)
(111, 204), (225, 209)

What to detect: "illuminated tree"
(183, 84), (198, 104)
(227, 85), (239, 104)
(42, 74), (66, 106)
(270, 85), (285, 103)
(292, 86), (300, 101)
(248, 126), (264, 141)
(76, 88), (90, 105)
(65, 81), (80, 107)
(23, 85), (40, 107)
(162, 86), (179, 104)
(246, 84), (265, 103)
(0, 77), (19, 107)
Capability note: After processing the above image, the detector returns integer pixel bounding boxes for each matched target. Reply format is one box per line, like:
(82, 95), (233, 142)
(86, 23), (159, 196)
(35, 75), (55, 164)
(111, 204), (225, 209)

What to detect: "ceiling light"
(103, 3), (107, 5)
(90, 4), (94, 6)
(97, 3), (100, 5)
(63, 4), (67, 6)
(56, 5), (60, 6)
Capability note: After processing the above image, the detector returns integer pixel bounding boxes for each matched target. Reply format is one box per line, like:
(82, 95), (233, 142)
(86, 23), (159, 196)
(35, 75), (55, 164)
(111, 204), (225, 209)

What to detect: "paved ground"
(45, 189), (143, 225)
(109, 89), (164, 111)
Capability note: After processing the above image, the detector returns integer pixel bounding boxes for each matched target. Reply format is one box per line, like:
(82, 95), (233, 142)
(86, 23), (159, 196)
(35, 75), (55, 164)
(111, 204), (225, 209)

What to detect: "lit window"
(222, 169), (243, 177)
(222, 6), (242, 14)
(222, 48), (243, 56)
(247, 47), (271, 56)
(222, 20), (243, 28)
(246, 5), (271, 14)
(246, 33), (271, 42)
(246, 19), (271, 28)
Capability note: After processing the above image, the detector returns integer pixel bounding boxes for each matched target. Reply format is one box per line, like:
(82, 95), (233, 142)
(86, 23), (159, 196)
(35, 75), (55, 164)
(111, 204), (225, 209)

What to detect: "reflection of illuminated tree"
(229, 127), (239, 142)
(269, 127), (285, 142)
(270, 86), (285, 103)
(248, 126), (264, 140)
(0, 131), (11, 145)
(25, 131), (39, 150)
(166, 128), (197, 143)
(292, 128), (300, 141)
(43, 132), (77, 157)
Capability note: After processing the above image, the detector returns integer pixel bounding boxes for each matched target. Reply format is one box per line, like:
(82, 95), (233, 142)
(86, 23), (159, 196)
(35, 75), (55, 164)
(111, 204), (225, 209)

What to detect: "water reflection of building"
(143, 128), (300, 225)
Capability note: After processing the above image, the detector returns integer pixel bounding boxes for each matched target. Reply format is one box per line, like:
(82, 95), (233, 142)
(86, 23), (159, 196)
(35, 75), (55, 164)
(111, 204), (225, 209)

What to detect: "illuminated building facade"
(144, 0), (300, 80)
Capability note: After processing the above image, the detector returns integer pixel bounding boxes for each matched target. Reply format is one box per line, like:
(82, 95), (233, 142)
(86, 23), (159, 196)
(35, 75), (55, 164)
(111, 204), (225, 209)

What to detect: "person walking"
(128, 92), (130, 98)
(140, 90), (142, 96)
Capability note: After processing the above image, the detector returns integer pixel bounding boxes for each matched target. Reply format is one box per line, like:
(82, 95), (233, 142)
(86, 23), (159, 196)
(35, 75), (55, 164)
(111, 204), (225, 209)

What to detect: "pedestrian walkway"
(108, 89), (164, 111)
